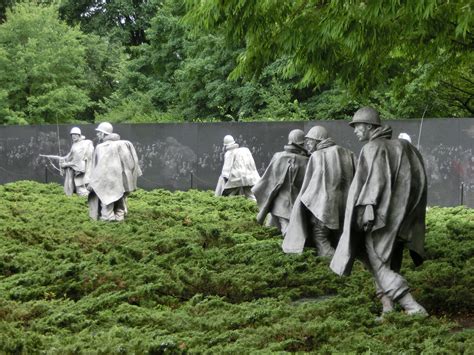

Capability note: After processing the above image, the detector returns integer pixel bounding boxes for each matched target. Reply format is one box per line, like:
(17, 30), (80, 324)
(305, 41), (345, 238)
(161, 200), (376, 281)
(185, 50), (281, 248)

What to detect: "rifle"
(39, 154), (64, 175)
(39, 154), (63, 160)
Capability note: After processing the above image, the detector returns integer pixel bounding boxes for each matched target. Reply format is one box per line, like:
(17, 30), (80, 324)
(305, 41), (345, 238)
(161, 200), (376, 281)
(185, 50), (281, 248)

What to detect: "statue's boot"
(375, 295), (394, 322)
(314, 234), (335, 257)
(398, 293), (428, 316)
(310, 217), (335, 257)
(381, 295), (394, 313)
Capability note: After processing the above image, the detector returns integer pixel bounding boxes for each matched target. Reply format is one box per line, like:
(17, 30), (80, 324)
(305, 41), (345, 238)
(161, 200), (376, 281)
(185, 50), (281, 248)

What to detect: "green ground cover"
(0, 181), (473, 353)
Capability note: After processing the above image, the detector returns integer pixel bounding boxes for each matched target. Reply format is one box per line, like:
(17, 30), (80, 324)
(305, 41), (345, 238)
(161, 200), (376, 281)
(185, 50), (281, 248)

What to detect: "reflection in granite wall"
(0, 119), (473, 207)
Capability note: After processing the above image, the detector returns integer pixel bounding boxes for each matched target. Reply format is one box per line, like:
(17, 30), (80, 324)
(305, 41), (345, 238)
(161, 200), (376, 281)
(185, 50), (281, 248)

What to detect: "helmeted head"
(95, 122), (113, 141)
(305, 126), (328, 153)
(349, 107), (381, 127)
(350, 107), (381, 142)
(95, 122), (113, 135)
(223, 135), (239, 150)
(223, 135), (235, 146)
(287, 129), (305, 146)
(305, 126), (328, 141)
(70, 127), (82, 142)
(70, 127), (81, 136)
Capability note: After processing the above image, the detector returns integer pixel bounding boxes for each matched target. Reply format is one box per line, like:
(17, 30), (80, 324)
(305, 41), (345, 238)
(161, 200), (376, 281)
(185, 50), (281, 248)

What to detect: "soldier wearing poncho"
(252, 129), (309, 234)
(215, 135), (260, 200)
(330, 107), (428, 318)
(59, 127), (94, 196)
(88, 122), (142, 222)
(282, 126), (356, 256)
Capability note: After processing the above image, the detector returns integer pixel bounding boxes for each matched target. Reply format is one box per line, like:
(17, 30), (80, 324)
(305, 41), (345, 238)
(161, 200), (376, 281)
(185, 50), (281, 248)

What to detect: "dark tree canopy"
(0, 0), (472, 124)
(185, 0), (473, 90)
(59, 0), (162, 46)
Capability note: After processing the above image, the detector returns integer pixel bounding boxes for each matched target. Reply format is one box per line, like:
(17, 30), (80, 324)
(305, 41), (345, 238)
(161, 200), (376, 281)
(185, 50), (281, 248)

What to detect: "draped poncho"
(330, 126), (427, 276)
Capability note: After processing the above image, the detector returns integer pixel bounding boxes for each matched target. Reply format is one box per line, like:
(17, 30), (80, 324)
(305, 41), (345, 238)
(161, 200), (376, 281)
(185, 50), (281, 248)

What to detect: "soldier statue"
(252, 129), (309, 234)
(283, 126), (356, 256)
(330, 107), (429, 318)
(87, 122), (142, 221)
(215, 135), (260, 200)
(40, 127), (94, 196)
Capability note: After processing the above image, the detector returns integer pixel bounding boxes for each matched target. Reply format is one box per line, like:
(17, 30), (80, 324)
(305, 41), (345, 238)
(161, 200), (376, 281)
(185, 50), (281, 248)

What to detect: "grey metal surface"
(0, 118), (473, 207)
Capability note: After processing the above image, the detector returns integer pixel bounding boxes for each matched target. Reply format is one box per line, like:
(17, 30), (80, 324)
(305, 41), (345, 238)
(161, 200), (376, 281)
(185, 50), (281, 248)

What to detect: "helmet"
(70, 127), (81, 135)
(288, 129), (305, 145)
(223, 135), (235, 147)
(349, 107), (381, 127)
(305, 126), (328, 141)
(95, 122), (113, 135)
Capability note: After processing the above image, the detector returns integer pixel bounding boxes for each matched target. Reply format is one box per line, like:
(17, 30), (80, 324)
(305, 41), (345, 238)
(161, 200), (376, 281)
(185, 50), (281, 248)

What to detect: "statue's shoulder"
(80, 139), (94, 147)
(272, 150), (288, 159)
(238, 146), (251, 153)
(362, 138), (387, 153)
(337, 144), (356, 156)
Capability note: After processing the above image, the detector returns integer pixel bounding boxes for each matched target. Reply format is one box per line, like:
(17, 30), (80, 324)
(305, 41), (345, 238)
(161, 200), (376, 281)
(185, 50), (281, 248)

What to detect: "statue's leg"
(389, 241), (404, 272)
(223, 187), (238, 196)
(265, 214), (278, 228)
(76, 185), (89, 196)
(397, 293), (428, 316)
(74, 174), (88, 196)
(364, 234), (409, 301)
(100, 201), (116, 221)
(379, 294), (395, 314)
(277, 217), (290, 235)
(242, 186), (257, 201)
(63, 168), (75, 196)
(309, 216), (335, 257)
(114, 197), (127, 221)
(358, 245), (394, 319)
(365, 234), (427, 315)
(88, 192), (100, 220)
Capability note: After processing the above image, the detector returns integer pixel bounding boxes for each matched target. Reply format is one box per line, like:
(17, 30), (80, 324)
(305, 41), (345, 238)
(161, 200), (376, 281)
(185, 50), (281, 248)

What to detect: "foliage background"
(0, 181), (472, 352)
(0, 0), (472, 124)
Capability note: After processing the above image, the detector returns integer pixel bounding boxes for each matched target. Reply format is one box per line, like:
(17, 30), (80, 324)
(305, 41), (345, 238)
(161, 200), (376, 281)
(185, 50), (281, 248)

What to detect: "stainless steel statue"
(330, 107), (428, 318)
(87, 122), (142, 221)
(252, 129), (309, 234)
(215, 135), (260, 200)
(40, 127), (94, 196)
(282, 126), (356, 256)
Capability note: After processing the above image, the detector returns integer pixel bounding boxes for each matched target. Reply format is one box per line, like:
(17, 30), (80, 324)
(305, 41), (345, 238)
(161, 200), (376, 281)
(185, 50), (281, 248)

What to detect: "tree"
(185, 0), (473, 118)
(59, 0), (162, 47)
(0, 0), (15, 23)
(0, 2), (125, 124)
(0, 2), (92, 124)
(99, 0), (314, 122)
(81, 34), (127, 120)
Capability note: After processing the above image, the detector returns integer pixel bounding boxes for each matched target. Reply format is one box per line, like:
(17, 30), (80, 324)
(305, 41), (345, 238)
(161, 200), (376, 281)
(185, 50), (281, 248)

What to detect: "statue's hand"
(362, 205), (375, 232)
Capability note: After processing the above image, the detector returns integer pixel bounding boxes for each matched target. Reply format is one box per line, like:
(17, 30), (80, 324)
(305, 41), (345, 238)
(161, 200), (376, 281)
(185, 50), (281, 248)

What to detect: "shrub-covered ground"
(0, 181), (473, 353)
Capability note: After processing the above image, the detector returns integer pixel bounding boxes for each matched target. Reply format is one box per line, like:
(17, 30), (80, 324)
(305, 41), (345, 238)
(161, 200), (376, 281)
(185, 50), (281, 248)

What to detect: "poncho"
(282, 138), (356, 253)
(63, 136), (94, 195)
(215, 146), (260, 196)
(330, 126), (427, 276)
(88, 133), (142, 205)
(252, 145), (308, 223)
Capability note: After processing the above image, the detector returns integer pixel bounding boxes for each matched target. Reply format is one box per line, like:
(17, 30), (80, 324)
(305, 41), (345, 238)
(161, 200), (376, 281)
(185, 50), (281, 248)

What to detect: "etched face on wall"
(353, 123), (373, 142)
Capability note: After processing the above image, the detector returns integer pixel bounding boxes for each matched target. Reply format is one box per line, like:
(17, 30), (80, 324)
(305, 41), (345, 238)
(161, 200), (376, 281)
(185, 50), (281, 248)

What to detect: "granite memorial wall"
(0, 118), (472, 207)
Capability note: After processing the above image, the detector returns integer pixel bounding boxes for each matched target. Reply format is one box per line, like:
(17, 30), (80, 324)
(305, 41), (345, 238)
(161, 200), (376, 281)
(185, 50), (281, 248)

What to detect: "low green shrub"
(0, 181), (472, 353)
